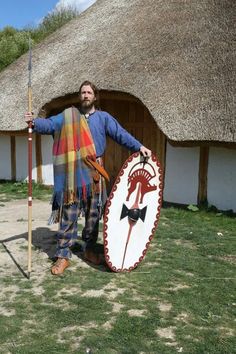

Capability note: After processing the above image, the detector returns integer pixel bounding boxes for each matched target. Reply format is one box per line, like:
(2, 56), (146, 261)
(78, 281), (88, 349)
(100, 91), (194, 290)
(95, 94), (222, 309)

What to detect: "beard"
(80, 98), (96, 110)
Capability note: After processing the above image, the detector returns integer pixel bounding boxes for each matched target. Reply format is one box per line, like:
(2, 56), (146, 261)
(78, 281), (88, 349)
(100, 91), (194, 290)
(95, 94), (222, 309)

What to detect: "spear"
(27, 36), (33, 279)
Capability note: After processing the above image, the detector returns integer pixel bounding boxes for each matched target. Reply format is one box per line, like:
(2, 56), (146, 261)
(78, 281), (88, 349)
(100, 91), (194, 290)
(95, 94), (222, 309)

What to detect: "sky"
(0, 0), (96, 30)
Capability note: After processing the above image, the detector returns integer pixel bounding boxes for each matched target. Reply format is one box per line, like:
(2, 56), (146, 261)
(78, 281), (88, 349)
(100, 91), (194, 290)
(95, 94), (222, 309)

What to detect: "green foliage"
(0, 180), (52, 201)
(0, 27), (29, 70)
(187, 204), (199, 212)
(37, 6), (79, 36)
(0, 6), (79, 71)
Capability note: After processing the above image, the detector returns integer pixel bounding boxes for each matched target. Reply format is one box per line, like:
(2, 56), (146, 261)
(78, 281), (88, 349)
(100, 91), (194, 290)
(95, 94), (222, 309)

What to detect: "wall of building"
(0, 135), (11, 179)
(15, 135), (37, 182)
(208, 147), (236, 212)
(41, 135), (53, 185)
(163, 142), (200, 205)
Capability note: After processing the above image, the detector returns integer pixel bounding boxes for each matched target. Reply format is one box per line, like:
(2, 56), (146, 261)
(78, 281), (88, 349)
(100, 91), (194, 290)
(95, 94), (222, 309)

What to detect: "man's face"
(79, 85), (96, 109)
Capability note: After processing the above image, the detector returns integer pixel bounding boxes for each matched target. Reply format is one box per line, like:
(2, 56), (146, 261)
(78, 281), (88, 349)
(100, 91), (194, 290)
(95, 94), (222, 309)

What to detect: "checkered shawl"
(52, 107), (96, 210)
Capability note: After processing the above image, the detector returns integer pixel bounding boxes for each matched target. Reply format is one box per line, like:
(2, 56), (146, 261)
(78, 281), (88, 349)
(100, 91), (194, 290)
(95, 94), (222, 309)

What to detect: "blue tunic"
(33, 110), (142, 156)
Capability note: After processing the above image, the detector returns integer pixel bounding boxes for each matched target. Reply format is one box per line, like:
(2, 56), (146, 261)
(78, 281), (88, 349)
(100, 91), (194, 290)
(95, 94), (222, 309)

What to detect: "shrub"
(0, 6), (79, 71)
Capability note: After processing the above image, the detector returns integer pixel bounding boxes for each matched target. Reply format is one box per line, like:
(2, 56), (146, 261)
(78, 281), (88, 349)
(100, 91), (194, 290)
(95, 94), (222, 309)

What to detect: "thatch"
(0, 0), (235, 141)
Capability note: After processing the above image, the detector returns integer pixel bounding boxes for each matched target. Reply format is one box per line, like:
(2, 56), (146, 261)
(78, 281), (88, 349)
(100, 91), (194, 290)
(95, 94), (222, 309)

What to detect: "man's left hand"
(140, 146), (152, 157)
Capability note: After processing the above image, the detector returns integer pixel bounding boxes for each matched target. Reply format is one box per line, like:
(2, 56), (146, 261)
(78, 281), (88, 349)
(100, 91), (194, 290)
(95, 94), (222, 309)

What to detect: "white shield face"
(104, 152), (163, 272)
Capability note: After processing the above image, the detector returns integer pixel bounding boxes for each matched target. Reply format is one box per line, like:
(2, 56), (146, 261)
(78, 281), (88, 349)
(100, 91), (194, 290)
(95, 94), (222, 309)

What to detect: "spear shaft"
(27, 37), (33, 279)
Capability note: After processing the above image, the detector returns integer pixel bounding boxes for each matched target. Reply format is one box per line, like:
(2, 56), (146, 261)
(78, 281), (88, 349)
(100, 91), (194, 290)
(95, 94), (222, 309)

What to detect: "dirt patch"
(57, 322), (98, 350)
(101, 301), (125, 329)
(218, 326), (235, 337)
(111, 302), (124, 313)
(0, 199), (56, 279)
(160, 222), (170, 227)
(105, 287), (126, 300)
(143, 261), (160, 267)
(175, 270), (194, 277)
(165, 342), (180, 349)
(0, 199), (92, 283)
(218, 255), (236, 265)
(0, 306), (16, 317)
(82, 279), (126, 300)
(168, 283), (190, 291)
(55, 286), (82, 298)
(175, 312), (189, 324)
(102, 317), (116, 330)
(158, 302), (172, 312)
(0, 198), (100, 317)
(128, 309), (147, 317)
(0, 285), (20, 302)
(174, 239), (197, 250)
(57, 325), (81, 344)
(156, 326), (176, 340)
(82, 289), (105, 298)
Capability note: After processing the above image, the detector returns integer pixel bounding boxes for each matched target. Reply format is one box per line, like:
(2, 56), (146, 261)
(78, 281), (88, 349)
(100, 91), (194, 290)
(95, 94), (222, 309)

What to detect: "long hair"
(78, 80), (100, 108)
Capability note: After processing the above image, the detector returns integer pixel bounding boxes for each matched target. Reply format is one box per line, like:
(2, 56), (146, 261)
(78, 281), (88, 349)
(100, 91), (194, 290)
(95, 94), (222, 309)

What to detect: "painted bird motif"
(126, 168), (157, 203)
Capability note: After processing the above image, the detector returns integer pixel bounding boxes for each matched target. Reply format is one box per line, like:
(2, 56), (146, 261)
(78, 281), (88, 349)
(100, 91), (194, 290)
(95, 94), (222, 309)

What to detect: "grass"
(0, 180), (52, 202)
(0, 183), (235, 353)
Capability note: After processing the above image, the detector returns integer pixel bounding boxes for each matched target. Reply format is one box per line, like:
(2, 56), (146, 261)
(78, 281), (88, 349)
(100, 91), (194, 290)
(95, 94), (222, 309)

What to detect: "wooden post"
(198, 146), (209, 205)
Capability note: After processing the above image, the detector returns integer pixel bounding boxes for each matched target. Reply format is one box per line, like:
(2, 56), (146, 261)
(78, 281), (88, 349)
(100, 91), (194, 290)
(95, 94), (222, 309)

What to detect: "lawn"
(0, 182), (235, 353)
(0, 181), (52, 202)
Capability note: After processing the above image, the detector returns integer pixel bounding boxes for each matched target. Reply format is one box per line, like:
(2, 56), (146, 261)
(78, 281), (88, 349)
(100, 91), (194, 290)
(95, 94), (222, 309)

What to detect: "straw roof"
(0, 0), (235, 142)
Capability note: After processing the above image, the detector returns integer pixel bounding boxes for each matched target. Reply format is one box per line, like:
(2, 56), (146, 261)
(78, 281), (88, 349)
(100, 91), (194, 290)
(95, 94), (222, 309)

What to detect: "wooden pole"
(198, 146), (209, 206)
(27, 38), (33, 279)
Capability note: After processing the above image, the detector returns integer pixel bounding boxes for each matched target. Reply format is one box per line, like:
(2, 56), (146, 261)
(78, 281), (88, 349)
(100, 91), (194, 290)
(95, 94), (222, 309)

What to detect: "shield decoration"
(103, 152), (163, 272)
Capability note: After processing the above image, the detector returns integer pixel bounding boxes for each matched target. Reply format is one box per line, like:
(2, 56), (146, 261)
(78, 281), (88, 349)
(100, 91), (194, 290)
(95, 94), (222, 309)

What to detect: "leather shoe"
(51, 258), (70, 275)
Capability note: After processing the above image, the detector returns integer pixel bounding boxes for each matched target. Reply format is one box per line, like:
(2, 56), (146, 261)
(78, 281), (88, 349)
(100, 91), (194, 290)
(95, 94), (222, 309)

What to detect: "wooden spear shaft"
(27, 38), (33, 279)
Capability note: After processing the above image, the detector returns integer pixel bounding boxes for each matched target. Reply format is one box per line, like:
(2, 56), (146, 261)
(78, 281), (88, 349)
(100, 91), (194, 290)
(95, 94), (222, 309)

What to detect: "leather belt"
(86, 157), (110, 182)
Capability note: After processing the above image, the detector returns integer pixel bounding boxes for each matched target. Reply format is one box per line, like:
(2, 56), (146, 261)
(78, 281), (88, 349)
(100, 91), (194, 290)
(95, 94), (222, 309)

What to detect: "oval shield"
(103, 152), (163, 272)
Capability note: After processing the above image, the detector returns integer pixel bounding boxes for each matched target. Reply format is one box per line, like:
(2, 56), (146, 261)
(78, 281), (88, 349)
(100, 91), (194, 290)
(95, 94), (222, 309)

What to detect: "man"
(25, 81), (151, 275)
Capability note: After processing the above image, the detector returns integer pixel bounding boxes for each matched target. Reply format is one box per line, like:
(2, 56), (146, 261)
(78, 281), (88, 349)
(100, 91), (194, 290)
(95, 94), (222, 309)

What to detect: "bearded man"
(25, 81), (151, 275)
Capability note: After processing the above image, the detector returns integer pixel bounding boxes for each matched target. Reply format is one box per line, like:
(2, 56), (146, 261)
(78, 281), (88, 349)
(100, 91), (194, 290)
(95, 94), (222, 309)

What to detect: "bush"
(0, 6), (79, 71)
(0, 27), (30, 70)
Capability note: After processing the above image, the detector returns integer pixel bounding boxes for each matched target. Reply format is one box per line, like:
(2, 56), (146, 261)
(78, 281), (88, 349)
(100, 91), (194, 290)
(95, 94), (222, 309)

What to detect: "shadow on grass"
(1, 242), (29, 279)
(0, 227), (109, 277)
(71, 241), (109, 273)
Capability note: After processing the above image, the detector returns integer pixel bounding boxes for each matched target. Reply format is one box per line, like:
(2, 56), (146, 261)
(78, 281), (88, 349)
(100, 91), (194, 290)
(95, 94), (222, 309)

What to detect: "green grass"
(0, 183), (235, 353)
(0, 181), (52, 201)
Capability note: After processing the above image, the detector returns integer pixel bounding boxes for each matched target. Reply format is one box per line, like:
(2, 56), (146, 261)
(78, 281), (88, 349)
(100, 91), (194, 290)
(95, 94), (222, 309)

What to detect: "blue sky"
(0, 0), (96, 30)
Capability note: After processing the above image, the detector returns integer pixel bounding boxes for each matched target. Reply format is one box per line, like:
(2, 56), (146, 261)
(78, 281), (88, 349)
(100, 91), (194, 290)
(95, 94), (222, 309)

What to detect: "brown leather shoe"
(51, 258), (70, 275)
(84, 249), (102, 265)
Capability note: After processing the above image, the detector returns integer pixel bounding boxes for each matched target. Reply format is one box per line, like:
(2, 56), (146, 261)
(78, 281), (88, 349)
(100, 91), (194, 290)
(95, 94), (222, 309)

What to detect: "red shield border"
(103, 152), (163, 272)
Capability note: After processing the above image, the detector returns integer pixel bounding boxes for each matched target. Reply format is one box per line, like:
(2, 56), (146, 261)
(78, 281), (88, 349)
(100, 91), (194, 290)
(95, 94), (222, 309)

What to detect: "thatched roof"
(0, 0), (235, 142)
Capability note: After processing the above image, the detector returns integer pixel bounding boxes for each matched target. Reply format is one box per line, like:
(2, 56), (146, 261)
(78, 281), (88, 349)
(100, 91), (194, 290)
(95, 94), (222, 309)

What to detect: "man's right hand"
(25, 112), (34, 125)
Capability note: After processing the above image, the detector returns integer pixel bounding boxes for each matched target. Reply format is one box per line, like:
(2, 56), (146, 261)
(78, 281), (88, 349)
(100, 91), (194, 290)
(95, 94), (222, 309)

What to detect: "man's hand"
(25, 112), (34, 125)
(140, 145), (152, 157)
